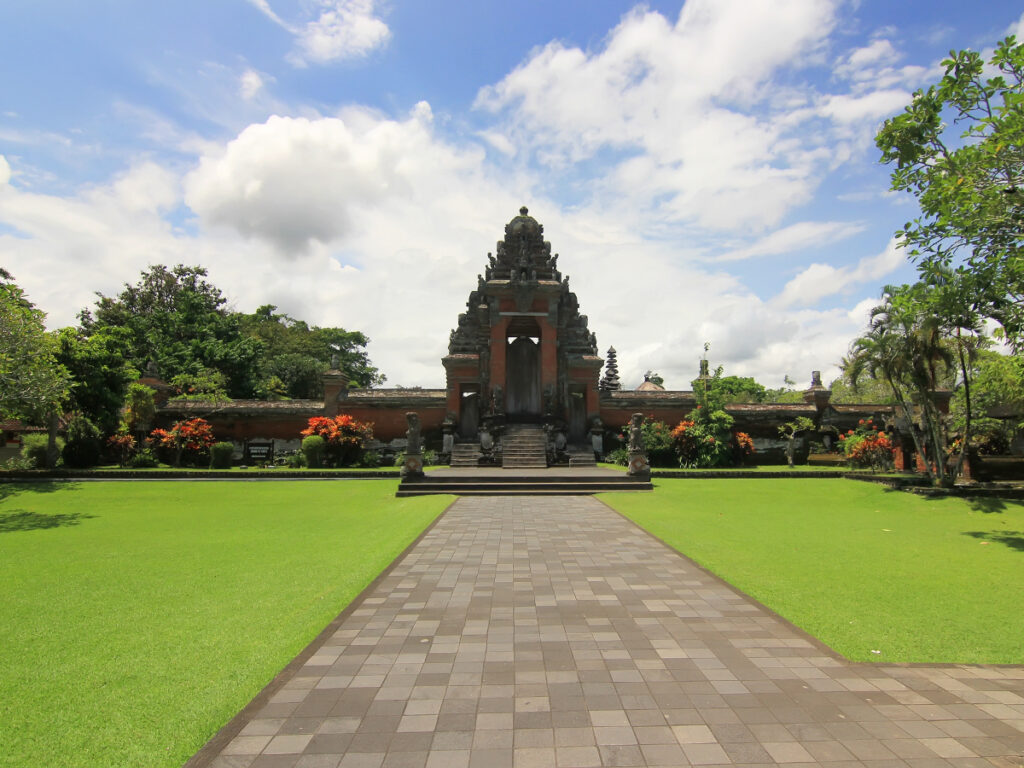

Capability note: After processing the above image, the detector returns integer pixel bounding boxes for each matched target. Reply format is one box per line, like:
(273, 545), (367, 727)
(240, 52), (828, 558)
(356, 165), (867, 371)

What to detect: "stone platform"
(397, 467), (653, 497)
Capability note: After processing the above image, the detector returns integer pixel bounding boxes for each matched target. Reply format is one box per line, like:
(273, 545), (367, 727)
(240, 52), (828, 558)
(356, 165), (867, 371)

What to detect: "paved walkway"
(197, 496), (1024, 768)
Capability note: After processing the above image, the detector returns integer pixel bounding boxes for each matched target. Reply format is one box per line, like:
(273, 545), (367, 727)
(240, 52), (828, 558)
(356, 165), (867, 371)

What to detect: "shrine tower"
(442, 207), (603, 443)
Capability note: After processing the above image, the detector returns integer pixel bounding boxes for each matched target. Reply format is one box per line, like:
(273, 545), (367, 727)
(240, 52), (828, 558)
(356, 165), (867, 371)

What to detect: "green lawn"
(0, 480), (451, 768)
(602, 479), (1024, 664)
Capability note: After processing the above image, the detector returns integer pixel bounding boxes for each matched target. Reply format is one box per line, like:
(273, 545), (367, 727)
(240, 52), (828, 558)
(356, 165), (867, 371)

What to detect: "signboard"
(245, 441), (274, 463)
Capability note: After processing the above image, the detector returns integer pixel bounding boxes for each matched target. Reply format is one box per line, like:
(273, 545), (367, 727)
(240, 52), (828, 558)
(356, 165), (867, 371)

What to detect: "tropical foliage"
(839, 418), (893, 470)
(876, 36), (1024, 351)
(149, 418), (217, 467)
(300, 414), (374, 467)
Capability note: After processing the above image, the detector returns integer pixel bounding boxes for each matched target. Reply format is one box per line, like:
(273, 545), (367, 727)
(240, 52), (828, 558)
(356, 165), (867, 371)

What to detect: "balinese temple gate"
(443, 208), (603, 463)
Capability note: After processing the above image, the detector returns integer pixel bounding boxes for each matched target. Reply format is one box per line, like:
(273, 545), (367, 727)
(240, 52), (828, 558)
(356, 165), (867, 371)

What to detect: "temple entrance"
(459, 385), (480, 438)
(506, 336), (541, 419)
(568, 384), (587, 442)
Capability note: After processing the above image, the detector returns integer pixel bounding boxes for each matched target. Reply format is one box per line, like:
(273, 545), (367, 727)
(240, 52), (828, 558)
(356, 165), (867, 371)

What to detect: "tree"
(778, 416), (816, 468)
(691, 368), (767, 404)
(951, 348), (1024, 453)
(237, 305), (384, 392)
(54, 325), (138, 434)
(876, 36), (1024, 350)
(0, 270), (69, 466)
(843, 281), (981, 487)
(80, 265), (263, 397)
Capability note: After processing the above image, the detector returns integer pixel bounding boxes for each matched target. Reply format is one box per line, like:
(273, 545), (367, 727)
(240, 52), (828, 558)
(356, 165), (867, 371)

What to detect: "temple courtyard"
(1, 479), (1022, 768)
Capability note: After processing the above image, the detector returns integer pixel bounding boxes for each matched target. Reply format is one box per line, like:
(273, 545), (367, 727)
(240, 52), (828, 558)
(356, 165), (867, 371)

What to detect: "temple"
(443, 207), (602, 442)
(153, 207), (983, 470)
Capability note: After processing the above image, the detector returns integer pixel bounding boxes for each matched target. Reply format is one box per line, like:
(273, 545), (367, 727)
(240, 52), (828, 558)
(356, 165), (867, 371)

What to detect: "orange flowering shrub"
(301, 414), (373, 466)
(149, 418), (216, 466)
(839, 418), (893, 469)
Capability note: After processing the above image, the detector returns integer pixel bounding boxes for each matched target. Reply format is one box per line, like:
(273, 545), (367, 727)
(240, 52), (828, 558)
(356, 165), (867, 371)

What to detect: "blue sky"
(2, 0), (1022, 389)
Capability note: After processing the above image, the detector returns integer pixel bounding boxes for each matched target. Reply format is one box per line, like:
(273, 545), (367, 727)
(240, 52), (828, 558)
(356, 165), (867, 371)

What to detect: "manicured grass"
(0, 481), (451, 768)
(602, 479), (1024, 664)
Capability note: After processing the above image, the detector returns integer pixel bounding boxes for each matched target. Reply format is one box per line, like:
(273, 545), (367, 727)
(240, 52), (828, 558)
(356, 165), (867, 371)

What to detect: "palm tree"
(844, 283), (959, 487)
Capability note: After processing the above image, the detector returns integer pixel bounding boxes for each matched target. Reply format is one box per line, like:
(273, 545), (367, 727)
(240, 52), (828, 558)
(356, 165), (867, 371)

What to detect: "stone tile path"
(197, 496), (1024, 768)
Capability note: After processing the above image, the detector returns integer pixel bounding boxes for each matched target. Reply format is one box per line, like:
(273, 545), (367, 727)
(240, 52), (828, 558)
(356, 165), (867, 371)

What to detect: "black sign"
(245, 441), (274, 463)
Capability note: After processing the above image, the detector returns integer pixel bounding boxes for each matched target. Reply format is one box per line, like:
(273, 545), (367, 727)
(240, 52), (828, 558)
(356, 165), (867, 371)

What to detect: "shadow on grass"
(963, 530), (1024, 552)
(0, 509), (95, 533)
(0, 480), (81, 503)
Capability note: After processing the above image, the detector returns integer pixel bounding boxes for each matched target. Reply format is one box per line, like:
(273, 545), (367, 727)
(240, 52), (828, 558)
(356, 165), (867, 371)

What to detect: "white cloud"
(0, 154), (10, 186)
(716, 221), (865, 262)
(818, 89), (912, 123)
(249, 0), (390, 66)
(1011, 11), (1024, 39)
(475, 0), (848, 233)
(294, 0), (390, 65)
(239, 70), (265, 100)
(773, 237), (905, 307)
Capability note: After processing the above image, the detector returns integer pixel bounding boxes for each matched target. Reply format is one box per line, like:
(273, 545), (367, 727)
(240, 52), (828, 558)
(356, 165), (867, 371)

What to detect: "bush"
(606, 447), (629, 466)
(282, 450), (307, 468)
(148, 418), (216, 467)
(839, 418), (893, 470)
(301, 415), (374, 466)
(22, 434), (64, 469)
(209, 441), (235, 469)
(358, 450), (381, 468)
(128, 448), (159, 468)
(62, 414), (103, 468)
(301, 435), (326, 468)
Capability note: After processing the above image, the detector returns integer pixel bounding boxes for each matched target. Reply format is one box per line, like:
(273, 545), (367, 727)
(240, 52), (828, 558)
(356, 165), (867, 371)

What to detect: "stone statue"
(627, 413), (650, 479)
(629, 413), (643, 452)
(406, 412), (422, 452)
(401, 412), (424, 479)
(811, 370), (823, 388)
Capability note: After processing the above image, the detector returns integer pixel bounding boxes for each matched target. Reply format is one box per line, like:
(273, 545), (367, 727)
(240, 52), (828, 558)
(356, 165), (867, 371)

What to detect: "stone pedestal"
(401, 452), (424, 479)
(627, 450), (650, 479)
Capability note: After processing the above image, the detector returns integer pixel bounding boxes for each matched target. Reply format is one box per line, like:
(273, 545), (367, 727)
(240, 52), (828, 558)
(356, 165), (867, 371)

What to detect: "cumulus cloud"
(183, 103), (494, 254)
(716, 221), (865, 262)
(773, 237), (905, 307)
(476, 0), (843, 232)
(249, 0), (390, 65)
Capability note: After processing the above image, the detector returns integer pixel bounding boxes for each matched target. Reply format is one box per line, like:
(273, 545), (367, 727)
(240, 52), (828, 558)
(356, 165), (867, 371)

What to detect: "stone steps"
(501, 425), (548, 469)
(396, 474), (653, 497)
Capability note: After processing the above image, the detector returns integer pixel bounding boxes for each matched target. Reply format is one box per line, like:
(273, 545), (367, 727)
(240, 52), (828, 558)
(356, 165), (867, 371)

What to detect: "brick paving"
(195, 496), (1024, 768)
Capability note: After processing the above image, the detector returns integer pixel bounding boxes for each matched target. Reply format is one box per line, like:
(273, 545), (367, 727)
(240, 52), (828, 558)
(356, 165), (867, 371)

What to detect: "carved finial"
(519, 206), (529, 216)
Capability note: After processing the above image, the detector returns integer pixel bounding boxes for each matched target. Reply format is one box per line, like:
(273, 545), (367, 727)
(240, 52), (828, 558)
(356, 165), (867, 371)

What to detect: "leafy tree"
(844, 281), (982, 487)
(238, 305), (384, 391)
(876, 36), (1024, 350)
(691, 368), (767, 404)
(123, 383), (157, 436)
(80, 265), (263, 397)
(778, 416), (816, 468)
(0, 269), (69, 424)
(951, 349), (1024, 453)
(764, 375), (805, 404)
(54, 325), (138, 434)
(827, 373), (897, 404)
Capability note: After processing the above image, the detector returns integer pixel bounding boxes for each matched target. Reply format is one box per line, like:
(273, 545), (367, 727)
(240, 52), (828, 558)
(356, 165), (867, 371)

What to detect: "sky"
(2, 1), (1022, 391)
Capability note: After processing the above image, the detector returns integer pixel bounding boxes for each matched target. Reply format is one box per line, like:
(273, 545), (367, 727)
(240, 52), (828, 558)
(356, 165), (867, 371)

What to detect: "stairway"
(500, 424), (548, 469)
(450, 443), (484, 467)
(568, 446), (597, 467)
(396, 471), (653, 497)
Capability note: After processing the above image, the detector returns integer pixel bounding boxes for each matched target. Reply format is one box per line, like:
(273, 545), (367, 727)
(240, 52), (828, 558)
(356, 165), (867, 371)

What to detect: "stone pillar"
(802, 371), (832, 411)
(401, 412), (424, 479)
(322, 369), (350, 417)
(627, 412), (650, 480)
